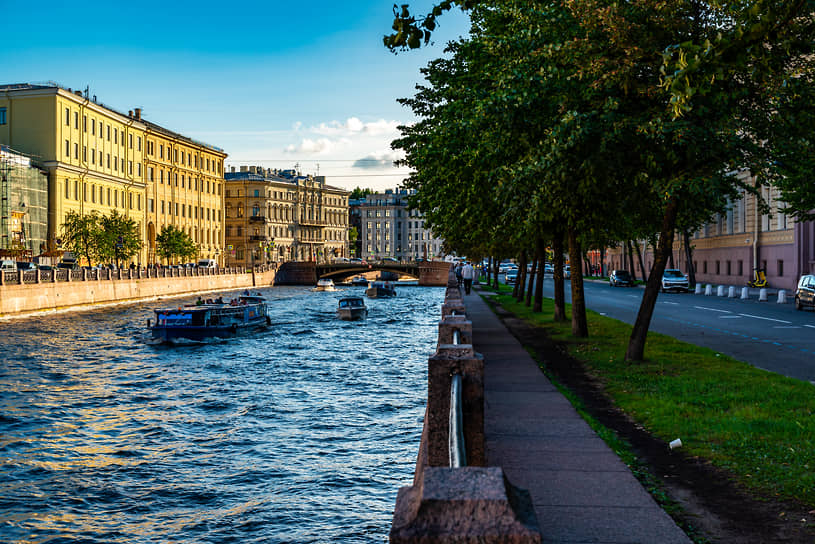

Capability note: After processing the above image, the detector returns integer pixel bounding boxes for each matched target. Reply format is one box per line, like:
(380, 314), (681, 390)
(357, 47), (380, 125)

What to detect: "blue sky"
(3, 1), (470, 190)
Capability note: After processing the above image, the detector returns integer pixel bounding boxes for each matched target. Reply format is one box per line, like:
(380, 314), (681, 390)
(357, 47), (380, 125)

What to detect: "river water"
(0, 284), (443, 543)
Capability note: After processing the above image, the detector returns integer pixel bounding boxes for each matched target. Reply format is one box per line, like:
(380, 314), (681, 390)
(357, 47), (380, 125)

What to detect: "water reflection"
(0, 285), (441, 542)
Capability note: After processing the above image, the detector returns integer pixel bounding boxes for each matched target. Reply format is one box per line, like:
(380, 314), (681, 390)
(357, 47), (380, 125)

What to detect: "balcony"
(249, 235), (267, 242)
(299, 218), (326, 227)
(249, 215), (266, 223)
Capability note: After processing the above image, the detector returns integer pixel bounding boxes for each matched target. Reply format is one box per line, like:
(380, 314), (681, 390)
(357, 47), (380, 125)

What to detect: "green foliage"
(60, 210), (103, 266)
(155, 225), (198, 263)
(349, 187), (375, 200)
(98, 211), (142, 266)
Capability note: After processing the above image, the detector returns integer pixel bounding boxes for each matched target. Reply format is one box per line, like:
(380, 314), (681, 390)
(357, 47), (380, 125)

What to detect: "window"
(161, 200), (165, 214)
(148, 167), (154, 181)
(107, 125), (111, 141)
(137, 163), (142, 177)
(74, 111), (79, 129)
(159, 144), (163, 158)
(74, 143), (78, 159)
(129, 134), (133, 149)
(778, 260), (784, 277)
(65, 140), (70, 158)
(726, 261), (731, 275)
(148, 198), (154, 213)
(114, 156), (118, 171)
(91, 119), (96, 135)
(1, 107), (11, 124)
(107, 154), (110, 168)
(137, 136), (142, 151)
(129, 161), (133, 175)
(65, 107), (70, 125)
(114, 128), (118, 144)
(738, 260), (743, 276)
(64, 179), (69, 199)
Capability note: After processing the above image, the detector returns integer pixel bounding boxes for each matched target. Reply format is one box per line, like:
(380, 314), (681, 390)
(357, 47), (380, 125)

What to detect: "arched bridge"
(274, 261), (451, 286)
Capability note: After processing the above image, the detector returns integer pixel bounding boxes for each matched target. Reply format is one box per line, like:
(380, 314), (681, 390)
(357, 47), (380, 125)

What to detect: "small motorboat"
(351, 275), (368, 286)
(337, 296), (368, 320)
(366, 280), (396, 298)
(148, 294), (271, 343)
(312, 278), (336, 292)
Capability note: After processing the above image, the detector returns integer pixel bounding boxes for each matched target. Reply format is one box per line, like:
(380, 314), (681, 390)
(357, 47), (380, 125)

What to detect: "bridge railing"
(0, 264), (278, 286)
(389, 267), (541, 543)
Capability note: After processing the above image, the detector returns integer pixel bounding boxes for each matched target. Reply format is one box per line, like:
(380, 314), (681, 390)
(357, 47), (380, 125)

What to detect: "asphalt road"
(504, 275), (815, 384)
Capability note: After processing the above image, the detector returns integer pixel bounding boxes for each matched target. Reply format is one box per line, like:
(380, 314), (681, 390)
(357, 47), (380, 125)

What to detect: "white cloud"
(352, 151), (405, 169)
(284, 137), (352, 155)
(310, 117), (401, 137)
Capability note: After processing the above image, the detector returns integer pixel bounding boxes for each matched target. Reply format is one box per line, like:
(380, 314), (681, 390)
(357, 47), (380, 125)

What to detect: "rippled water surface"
(0, 284), (443, 543)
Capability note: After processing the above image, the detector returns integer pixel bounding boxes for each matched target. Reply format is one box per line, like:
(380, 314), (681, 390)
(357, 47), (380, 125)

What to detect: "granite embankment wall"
(0, 266), (278, 318)
(389, 269), (541, 543)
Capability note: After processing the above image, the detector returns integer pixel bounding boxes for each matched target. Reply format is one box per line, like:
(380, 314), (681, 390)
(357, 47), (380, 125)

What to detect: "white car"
(661, 269), (689, 292)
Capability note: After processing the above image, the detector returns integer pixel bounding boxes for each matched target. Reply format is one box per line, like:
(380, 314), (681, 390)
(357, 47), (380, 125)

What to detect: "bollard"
(694, 283), (702, 294)
(759, 288), (768, 301)
(717, 285), (725, 297)
(705, 284), (713, 296)
(728, 286), (736, 298)
(778, 290), (786, 304)
(741, 287), (749, 299)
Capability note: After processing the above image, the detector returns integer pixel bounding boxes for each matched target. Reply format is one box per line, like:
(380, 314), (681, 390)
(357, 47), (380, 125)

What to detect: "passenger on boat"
(195, 296), (204, 306)
(215, 296), (225, 304)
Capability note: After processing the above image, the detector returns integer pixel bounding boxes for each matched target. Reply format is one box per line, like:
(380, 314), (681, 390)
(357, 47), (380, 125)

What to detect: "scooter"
(747, 268), (768, 288)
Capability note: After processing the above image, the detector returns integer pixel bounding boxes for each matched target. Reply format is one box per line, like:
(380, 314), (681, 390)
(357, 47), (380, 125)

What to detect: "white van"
(0, 260), (17, 272)
(198, 259), (217, 269)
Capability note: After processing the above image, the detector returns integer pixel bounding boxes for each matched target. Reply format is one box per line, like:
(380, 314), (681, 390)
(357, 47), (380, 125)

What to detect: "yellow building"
(142, 118), (226, 265)
(0, 83), (226, 265)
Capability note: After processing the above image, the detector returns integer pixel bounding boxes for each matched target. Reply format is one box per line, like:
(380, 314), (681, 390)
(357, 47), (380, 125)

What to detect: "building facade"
(356, 189), (443, 261)
(0, 146), (48, 259)
(0, 83), (226, 265)
(223, 166), (349, 266)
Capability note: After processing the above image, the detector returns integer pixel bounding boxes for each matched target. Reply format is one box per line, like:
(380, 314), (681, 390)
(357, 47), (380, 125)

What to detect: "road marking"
(694, 306), (732, 313)
(662, 301), (680, 305)
(773, 326), (801, 329)
(738, 313), (792, 324)
(719, 315), (742, 319)
(805, 325), (815, 329)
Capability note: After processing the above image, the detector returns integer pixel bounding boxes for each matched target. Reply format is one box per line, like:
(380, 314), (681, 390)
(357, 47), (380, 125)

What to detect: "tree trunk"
(668, 247), (675, 269)
(534, 237), (545, 313)
(568, 227), (588, 337)
(626, 240), (636, 276)
(492, 259), (499, 290)
(526, 255), (537, 307)
(553, 233), (566, 321)
(513, 252), (525, 299)
(684, 231), (696, 287)
(634, 241), (647, 283)
(600, 247), (606, 277)
(626, 196), (681, 361)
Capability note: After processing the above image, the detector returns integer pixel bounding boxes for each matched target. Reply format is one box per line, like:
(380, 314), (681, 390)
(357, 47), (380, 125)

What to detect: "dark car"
(609, 269), (634, 287)
(794, 274), (815, 311)
(16, 261), (37, 270)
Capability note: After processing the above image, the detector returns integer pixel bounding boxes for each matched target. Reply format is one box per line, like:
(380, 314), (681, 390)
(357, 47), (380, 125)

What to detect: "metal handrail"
(449, 373), (466, 468)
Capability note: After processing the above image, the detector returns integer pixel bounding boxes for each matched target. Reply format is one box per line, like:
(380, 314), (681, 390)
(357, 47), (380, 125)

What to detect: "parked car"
(198, 259), (217, 268)
(505, 270), (518, 284)
(564, 265), (571, 279)
(543, 264), (554, 274)
(609, 269), (634, 287)
(0, 260), (17, 272)
(661, 269), (689, 292)
(16, 261), (37, 270)
(794, 274), (815, 311)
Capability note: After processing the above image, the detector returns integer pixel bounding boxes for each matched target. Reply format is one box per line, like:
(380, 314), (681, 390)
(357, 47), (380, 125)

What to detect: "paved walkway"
(463, 286), (691, 544)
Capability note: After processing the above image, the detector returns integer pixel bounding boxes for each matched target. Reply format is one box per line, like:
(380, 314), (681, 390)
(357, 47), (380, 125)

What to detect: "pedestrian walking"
(455, 262), (463, 287)
(461, 261), (475, 295)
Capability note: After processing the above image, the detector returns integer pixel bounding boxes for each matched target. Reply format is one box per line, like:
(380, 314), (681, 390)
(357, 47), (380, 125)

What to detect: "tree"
(155, 225), (197, 264)
(349, 187), (375, 200)
(98, 211), (142, 267)
(60, 210), (102, 266)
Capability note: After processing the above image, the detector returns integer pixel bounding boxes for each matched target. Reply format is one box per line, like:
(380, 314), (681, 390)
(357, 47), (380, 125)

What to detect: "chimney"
(134, 108), (142, 120)
(128, 110), (133, 117)
(74, 90), (82, 97)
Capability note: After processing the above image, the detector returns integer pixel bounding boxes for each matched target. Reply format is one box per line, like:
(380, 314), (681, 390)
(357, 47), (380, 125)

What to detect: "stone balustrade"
(390, 267), (541, 543)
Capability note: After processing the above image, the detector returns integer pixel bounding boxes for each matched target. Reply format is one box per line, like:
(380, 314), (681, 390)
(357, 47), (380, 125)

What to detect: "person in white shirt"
(461, 262), (475, 294)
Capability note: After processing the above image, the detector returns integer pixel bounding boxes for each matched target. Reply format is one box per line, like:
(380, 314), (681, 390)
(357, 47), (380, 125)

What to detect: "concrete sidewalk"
(463, 286), (691, 544)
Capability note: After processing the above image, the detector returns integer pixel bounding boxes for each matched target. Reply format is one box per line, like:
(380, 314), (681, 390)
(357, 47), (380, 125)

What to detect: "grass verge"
(478, 280), (815, 509)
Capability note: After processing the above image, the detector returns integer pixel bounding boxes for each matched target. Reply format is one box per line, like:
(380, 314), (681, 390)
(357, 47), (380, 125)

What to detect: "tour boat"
(148, 294), (271, 343)
(337, 296), (368, 321)
(351, 275), (368, 286)
(365, 280), (397, 298)
(312, 278), (336, 292)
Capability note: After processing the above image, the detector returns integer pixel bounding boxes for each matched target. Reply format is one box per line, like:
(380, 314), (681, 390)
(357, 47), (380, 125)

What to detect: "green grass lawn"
(479, 280), (815, 507)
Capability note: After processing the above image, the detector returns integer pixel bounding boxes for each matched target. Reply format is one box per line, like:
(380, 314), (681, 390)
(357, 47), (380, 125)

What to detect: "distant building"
(0, 146), (48, 259)
(223, 166), (349, 266)
(355, 188), (443, 260)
